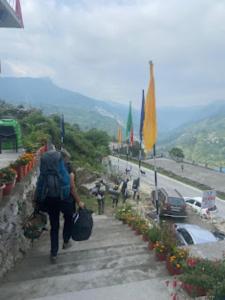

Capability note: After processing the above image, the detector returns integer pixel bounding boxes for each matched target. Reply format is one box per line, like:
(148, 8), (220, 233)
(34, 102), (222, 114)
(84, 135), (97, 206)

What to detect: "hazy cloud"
(1, 0), (225, 107)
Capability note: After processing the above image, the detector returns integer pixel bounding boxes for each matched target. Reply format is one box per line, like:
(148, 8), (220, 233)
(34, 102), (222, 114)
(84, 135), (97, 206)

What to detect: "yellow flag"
(117, 127), (122, 145)
(143, 62), (157, 152)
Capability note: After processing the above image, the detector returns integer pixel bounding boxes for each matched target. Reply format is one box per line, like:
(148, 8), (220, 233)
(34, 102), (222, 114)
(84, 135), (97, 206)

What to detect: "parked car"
(184, 196), (218, 219)
(174, 223), (218, 246)
(151, 187), (187, 218)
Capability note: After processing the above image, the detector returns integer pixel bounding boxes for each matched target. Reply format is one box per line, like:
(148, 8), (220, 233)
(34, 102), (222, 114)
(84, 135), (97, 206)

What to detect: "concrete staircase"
(0, 215), (172, 300)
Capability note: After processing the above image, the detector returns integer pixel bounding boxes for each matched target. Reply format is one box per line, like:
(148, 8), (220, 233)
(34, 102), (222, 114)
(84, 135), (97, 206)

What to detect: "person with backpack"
(95, 180), (106, 215)
(121, 178), (129, 203)
(35, 148), (84, 262)
(132, 177), (140, 201)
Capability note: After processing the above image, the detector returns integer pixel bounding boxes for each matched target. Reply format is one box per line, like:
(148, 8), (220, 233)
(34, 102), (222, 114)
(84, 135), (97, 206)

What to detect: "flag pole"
(147, 59), (159, 222)
(126, 142), (129, 169)
(60, 113), (65, 149)
(153, 143), (159, 222)
(139, 89), (145, 176)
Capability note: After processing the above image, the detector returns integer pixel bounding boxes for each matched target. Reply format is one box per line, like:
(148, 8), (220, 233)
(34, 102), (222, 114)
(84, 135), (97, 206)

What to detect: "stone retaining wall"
(0, 169), (38, 278)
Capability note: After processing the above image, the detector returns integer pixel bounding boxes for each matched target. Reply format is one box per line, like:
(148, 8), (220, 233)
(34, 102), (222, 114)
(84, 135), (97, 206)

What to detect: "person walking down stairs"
(34, 148), (84, 262)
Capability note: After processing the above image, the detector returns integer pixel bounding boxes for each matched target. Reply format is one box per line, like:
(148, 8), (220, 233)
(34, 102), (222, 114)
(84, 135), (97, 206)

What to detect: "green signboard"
(0, 119), (22, 150)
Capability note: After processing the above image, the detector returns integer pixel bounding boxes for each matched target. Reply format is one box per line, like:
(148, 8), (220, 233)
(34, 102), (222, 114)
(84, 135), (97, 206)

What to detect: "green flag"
(126, 101), (133, 140)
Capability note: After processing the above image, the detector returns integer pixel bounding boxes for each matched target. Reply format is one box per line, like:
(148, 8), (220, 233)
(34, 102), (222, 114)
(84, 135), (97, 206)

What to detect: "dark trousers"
(97, 198), (104, 215)
(112, 196), (119, 208)
(45, 198), (74, 256)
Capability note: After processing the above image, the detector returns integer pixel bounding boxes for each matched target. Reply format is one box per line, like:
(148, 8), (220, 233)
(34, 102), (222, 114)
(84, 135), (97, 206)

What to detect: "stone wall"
(0, 169), (38, 278)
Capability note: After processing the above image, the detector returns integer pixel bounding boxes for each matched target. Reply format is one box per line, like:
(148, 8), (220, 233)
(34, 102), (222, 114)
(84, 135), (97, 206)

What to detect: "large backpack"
(36, 150), (70, 203)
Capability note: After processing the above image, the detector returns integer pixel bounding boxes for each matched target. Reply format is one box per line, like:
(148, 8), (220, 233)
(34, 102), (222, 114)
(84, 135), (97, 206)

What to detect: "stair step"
(29, 231), (145, 257)
(33, 278), (171, 300)
(0, 262), (169, 300)
(0, 214), (173, 300)
(4, 244), (151, 282)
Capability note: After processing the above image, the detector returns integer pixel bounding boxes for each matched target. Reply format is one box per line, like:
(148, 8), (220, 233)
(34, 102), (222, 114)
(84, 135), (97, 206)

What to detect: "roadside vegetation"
(0, 100), (110, 171)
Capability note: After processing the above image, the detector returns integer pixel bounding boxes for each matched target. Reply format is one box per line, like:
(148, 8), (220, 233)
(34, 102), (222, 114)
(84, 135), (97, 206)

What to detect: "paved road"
(110, 156), (225, 220)
(0, 150), (22, 169)
(146, 158), (225, 194)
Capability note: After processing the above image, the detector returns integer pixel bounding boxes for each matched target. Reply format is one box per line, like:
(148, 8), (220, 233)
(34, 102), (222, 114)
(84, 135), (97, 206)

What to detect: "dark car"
(151, 187), (187, 218)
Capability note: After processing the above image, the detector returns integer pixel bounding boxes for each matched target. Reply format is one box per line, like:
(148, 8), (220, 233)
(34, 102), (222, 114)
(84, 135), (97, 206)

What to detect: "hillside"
(0, 77), (136, 136)
(2, 76), (225, 136)
(1, 77), (225, 141)
(159, 115), (225, 166)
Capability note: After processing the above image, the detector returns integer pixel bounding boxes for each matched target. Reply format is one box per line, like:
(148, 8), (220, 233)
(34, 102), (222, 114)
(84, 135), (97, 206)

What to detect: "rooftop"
(0, 0), (23, 28)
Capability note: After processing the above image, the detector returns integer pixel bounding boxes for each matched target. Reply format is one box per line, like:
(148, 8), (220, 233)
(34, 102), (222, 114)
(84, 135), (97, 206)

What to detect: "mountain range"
(1, 76), (225, 165)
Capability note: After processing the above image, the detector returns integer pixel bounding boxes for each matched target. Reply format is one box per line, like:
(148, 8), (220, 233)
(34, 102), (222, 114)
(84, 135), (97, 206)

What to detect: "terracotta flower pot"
(155, 251), (167, 261)
(0, 184), (6, 201)
(148, 241), (155, 250)
(24, 164), (29, 176)
(15, 166), (24, 182)
(166, 258), (183, 276)
(182, 283), (207, 297)
(3, 181), (15, 196)
(135, 229), (141, 235)
(142, 235), (149, 242)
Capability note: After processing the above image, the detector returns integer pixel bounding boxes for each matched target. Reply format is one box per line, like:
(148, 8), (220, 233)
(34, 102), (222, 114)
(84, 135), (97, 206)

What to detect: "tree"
(169, 147), (184, 162)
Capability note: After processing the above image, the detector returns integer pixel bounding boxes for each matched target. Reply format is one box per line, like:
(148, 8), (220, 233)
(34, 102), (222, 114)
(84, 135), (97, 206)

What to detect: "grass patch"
(79, 193), (115, 215)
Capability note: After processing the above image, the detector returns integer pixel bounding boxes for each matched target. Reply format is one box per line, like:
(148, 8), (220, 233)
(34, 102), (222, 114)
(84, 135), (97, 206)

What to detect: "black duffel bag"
(72, 207), (93, 241)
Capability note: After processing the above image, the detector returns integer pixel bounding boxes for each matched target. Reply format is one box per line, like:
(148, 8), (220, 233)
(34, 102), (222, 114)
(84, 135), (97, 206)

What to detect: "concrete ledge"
(188, 240), (225, 260)
(0, 169), (38, 278)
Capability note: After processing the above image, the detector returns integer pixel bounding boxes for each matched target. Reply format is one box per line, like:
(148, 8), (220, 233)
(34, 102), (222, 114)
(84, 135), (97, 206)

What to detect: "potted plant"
(181, 258), (218, 297)
(133, 217), (144, 235)
(139, 223), (150, 242)
(0, 167), (17, 196)
(181, 273), (213, 297)
(10, 160), (24, 182)
(19, 153), (34, 175)
(210, 279), (225, 299)
(0, 180), (6, 202)
(154, 241), (167, 261)
(160, 222), (177, 255)
(147, 225), (161, 250)
(166, 248), (189, 275)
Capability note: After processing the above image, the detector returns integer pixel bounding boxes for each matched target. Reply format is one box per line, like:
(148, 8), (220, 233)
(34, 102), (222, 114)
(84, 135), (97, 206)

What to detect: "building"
(0, 0), (23, 28)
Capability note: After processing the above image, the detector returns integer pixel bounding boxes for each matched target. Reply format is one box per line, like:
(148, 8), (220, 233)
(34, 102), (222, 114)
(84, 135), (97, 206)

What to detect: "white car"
(184, 196), (218, 219)
(174, 223), (218, 246)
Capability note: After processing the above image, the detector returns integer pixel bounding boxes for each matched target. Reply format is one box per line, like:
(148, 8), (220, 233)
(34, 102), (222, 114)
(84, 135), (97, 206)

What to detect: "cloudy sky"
(1, 0), (225, 107)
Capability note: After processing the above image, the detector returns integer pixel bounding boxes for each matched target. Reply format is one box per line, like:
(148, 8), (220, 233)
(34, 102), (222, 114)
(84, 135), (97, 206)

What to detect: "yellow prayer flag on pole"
(117, 127), (122, 145)
(143, 61), (157, 152)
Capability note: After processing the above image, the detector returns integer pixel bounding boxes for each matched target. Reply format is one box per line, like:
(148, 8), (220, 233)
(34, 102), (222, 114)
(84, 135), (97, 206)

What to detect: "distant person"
(181, 164), (184, 172)
(121, 178), (129, 203)
(132, 177), (140, 201)
(111, 185), (120, 208)
(95, 180), (106, 214)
